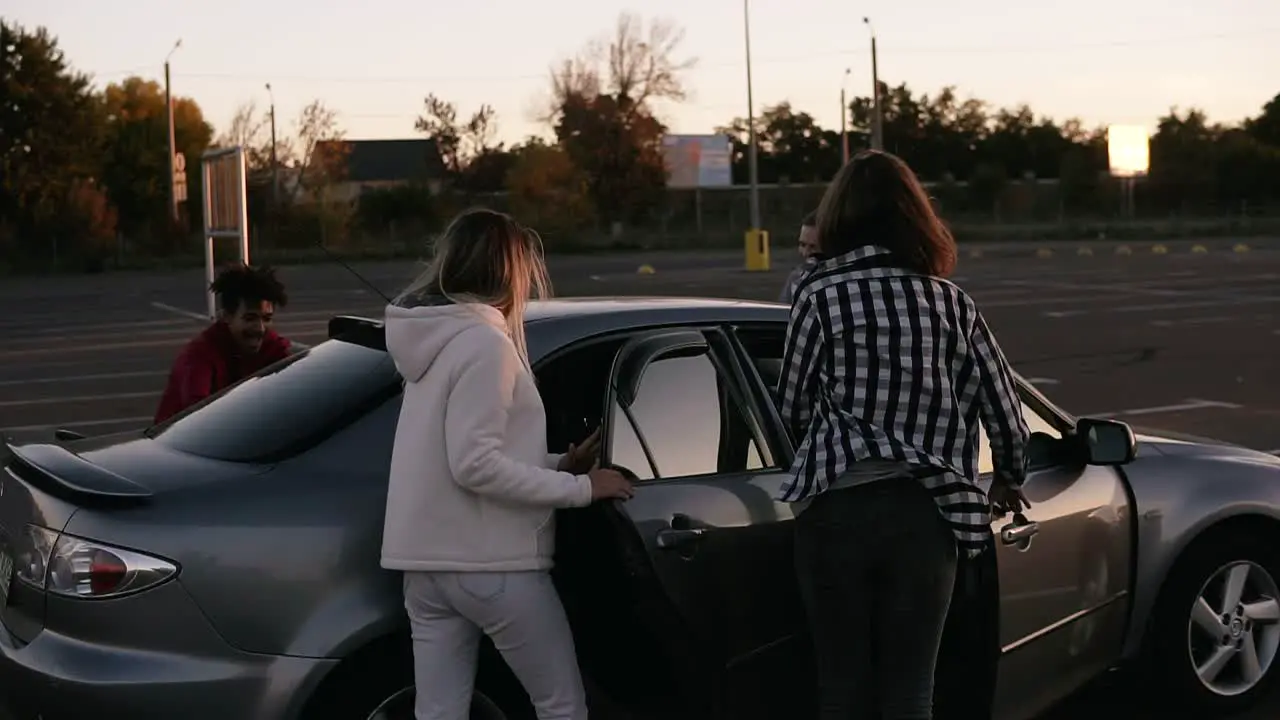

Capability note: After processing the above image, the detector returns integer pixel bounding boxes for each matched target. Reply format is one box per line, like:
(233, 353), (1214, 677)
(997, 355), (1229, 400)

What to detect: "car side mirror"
(1075, 417), (1137, 466)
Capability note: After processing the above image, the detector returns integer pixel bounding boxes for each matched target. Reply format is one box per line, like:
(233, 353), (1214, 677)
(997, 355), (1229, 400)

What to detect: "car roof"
(520, 296), (787, 350)
(327, 296), (790, 358)
(524, 296), (787, 324)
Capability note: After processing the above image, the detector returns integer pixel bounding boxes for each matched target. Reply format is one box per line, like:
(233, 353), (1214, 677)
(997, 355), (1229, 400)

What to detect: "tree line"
(4, 15), (1279, 273)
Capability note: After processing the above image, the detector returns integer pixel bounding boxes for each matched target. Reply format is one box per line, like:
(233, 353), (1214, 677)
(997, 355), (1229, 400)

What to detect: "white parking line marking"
(982, 295), (1123, 309)
(0, 370), (163, 387)
(1089, 398), (1242, 418)
(0, 330), (329, 359)
(151, 301), (207, 322)
(1046, 297), (1280, 318)
(1024, 377), (1060, 385)
(1119, 297), (1280, 314)
(1, 415), (153, 433)
(4, 317), (195, 337)
(1150, 316), (1230, 327)
(1001, 279), (1191, 298)
(0, 391), (158, 408)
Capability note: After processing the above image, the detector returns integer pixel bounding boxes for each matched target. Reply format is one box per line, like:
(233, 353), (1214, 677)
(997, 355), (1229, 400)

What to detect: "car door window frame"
(724, 323), (796, 468)
(601, 325), (786, 483)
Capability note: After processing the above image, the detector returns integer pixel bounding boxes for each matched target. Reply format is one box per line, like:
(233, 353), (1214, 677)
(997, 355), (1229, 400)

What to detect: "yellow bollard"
(745, 229), (771, 271)
(636, 264), (655, 275)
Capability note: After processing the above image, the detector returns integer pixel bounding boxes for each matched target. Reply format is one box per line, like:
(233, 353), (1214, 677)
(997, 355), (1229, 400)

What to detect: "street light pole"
(266, 83), (278, 207)
(863, 17), (883, 151)
(164, 39), (182, 223)
(841, 68), (851, 164)
(743, 0), (761, 233)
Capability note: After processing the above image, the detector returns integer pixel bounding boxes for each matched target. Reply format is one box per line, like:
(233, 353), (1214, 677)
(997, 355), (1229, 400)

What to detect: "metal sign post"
(200, 146), (251, 320)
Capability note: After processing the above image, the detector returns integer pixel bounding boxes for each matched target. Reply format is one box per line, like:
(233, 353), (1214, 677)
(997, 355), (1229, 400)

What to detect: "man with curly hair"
(154, 263), (293, 423)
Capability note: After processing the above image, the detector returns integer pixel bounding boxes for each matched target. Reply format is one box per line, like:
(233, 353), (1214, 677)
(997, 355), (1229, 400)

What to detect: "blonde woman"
(381, 208), (634, 720)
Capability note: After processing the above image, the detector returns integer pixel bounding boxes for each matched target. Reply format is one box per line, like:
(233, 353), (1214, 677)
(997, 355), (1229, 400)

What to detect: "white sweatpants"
(403, 570), (588, 720)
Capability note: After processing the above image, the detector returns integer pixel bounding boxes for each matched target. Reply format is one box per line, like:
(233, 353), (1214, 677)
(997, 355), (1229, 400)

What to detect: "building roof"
(314, 138), (447, 183)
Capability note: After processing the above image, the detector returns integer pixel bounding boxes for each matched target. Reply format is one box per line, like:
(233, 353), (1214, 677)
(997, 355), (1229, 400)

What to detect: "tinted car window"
(151, 339), (401, 462)
(978, 402), (1063, 475)
(610, 353), (765, 480)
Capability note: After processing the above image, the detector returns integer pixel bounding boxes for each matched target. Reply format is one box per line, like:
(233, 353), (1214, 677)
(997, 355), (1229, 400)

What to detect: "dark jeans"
(794, 479), (959, 720)
(934, 534), (1001, 720)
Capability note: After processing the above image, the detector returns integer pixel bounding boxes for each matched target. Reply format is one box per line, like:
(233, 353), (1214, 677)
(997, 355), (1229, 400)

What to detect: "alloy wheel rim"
(366, 686), (414, 720)
(1187, 560), (1280, 696)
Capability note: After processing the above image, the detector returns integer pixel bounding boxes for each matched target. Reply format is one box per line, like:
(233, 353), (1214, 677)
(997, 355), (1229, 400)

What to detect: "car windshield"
(150, 339), (402, 462)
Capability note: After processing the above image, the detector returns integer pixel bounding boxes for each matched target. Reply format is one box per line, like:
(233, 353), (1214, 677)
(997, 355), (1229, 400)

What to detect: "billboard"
(662, 134), (733, 188)
(1107, 125), (1150, 178)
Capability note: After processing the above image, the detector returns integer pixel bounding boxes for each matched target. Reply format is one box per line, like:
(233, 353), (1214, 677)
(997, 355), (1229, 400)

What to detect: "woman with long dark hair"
(776, 150), (1031, 719)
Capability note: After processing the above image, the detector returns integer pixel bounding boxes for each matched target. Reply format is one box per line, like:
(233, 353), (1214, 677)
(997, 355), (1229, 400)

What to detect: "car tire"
(1145, 529), (1280, 714)
(361, 685), (507, 720)
(301, 653), (508, 720)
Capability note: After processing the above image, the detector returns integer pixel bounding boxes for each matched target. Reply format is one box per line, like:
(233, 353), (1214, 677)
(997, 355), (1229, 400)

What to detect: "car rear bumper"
(0, 618), (336, 720)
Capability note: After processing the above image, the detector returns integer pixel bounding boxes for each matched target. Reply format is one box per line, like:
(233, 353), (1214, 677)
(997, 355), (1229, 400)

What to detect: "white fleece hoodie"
(380, 300), (594, 572)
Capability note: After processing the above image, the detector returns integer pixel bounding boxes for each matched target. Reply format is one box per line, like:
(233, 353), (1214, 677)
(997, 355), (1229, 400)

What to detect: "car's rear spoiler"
(328, 315), (386, 351)
(3, 441), (153, 507)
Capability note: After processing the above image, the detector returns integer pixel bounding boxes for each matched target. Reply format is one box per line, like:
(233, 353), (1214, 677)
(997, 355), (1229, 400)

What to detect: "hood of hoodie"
(384, 296), (509, 383)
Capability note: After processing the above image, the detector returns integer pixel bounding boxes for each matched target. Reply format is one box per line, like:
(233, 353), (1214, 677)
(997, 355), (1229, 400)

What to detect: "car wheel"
(301, 651), (510, 720)
(1147, 530), (1280, 713)
(364, 685), (506, 720)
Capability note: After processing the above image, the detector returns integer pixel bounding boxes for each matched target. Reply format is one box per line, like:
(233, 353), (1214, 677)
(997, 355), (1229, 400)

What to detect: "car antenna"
(315, 241), (393, 304)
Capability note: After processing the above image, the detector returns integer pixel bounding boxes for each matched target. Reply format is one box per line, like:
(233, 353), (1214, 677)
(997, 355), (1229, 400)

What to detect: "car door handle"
(656, 527), (708, 550)
(1000, 520), (1040, 545)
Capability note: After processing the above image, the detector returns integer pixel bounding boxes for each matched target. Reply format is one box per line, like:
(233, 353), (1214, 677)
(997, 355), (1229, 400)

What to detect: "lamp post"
(164, 39), (183, 222)
(863, 17), (883, 151)
(840, 68), (851, 164)
(742, 0), (769, 271)
(266, 82), (278, 207)
(744, 0), (760, 233)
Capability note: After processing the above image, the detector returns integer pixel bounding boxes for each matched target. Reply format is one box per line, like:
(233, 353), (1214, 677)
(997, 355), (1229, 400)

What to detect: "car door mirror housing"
(1075, 417), (1137, 466)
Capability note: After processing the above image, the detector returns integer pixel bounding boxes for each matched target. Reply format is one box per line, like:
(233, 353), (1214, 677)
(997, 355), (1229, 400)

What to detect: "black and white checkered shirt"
(775, 244), (1030, 556)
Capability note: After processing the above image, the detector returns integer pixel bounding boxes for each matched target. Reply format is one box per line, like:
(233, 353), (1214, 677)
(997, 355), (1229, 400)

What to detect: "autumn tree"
(99, 76), (214, 238)
(546, 13), (696, 225)
(292, 100), (346, 197)
(215, 101), (279, 172)
(0, 21), (107, 268)
(718, 102), (842, 184)
(414, 94), (509, 192)
(505, 138), (595, 240)
(1245, 93), (1280, 148)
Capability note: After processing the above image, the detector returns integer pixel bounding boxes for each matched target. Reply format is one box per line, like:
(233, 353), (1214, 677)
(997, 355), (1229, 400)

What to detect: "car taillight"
(12, 525), (178, 599)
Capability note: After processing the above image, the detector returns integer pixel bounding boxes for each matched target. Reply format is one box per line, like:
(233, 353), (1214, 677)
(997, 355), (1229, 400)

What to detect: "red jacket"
(153, 323), (292, 424)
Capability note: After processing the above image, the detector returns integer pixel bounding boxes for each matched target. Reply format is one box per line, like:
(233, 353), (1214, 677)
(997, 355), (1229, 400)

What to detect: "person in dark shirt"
(778, 210), (820, 303)
(153, 264), (292, 424)
(777, 150), (1030, 720)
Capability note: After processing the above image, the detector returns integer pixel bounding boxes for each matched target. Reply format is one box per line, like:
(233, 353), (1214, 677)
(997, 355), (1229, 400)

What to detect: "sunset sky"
(7, 0), (1278, 145)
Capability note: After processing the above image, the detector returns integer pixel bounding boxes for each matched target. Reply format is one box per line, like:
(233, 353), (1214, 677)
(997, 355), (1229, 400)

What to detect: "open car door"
(587, 326), (812, 720)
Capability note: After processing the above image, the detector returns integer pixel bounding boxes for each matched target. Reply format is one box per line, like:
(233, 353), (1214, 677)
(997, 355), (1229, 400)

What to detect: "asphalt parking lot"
(1, 237), (1278, 719)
